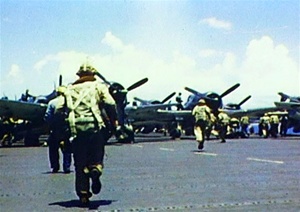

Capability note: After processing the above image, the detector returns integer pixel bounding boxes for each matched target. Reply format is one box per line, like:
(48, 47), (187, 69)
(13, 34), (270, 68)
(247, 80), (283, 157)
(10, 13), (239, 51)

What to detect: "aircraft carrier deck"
(1, 135), (299, 211)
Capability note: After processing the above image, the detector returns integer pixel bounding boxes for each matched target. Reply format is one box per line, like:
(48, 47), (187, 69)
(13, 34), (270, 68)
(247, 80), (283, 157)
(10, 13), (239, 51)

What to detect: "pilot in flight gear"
(279, 113), (289, 137)
(192, 99), (211, 150)
(240, 116), (250, 138)
(260, 113), (270, 138)
(269, 114), (279, 138)
(60, 63), (118, 206)
(44, 86), (72, 173)
(229, 117), (240, 138)
(217, 109), (230, 143)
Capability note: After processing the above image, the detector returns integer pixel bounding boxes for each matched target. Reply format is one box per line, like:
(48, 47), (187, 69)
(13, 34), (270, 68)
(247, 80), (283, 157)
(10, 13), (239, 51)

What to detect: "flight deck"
(1, 135), (299, 211)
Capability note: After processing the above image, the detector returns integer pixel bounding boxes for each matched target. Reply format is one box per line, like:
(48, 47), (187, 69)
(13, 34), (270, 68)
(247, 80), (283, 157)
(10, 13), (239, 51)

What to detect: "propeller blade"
(127, 78), (148, 91)
(184, 87), (200, 95)
(238, 95), (251, 106)
(161, 92), (176, 103)
(220, 83), (240, 98)
(59, 75), (62, 86)
(95, 72), (111, 85)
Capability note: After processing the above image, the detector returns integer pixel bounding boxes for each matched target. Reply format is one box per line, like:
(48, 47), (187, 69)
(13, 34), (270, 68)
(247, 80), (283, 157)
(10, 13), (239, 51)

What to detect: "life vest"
(193, 105), (209, 122)
(64, 81), (105, 137)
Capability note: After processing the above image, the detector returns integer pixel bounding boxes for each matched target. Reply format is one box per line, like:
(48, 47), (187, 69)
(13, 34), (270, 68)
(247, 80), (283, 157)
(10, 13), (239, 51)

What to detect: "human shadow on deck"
(49, 199), (116, 209)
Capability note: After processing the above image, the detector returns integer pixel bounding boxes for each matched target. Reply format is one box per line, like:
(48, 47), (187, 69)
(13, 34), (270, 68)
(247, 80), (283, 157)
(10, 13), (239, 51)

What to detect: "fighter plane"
(274, 92), (300, 133)
(95, 71), (186, 142)
(126, 93), (177, 134)
(0, 76), (63, 146)
(149, 83), (243, 138)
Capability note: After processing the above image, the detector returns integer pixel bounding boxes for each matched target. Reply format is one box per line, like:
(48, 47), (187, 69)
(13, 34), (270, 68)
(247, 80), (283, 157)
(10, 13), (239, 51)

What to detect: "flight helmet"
(76, 63), (98, 77)
(198, 99), (206, 104)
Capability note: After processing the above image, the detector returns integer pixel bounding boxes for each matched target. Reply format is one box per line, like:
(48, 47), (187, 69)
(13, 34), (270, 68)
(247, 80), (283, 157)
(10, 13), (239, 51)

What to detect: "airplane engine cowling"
(206, 92), (222, 111)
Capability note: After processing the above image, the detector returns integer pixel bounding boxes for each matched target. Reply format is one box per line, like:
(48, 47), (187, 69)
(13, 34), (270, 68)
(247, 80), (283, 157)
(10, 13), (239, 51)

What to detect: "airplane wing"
(0, 99), (47, 122)
(274, 102), (300, 110)
(126, 103), (178, 119)
(223, 107), (283, 118)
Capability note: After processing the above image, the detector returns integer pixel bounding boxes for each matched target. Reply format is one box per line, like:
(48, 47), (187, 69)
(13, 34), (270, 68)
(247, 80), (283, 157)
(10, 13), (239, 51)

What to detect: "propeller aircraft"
(0, 76), (64, 146)
(274, 92), (300, 133)
(151, 83), (243, 138)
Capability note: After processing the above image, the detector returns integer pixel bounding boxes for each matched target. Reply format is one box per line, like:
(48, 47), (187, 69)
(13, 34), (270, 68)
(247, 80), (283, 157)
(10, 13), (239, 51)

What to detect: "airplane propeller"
(184, 83), (240, 111)
(94, 71), (148, 135)
(59, 75), (62, 86)
(224, 95), (251, 110)
(95, 71), (111, 86)
(161, 92), (176, 104)
(184, 87), (201, 96)
(220, 83), (240, 98)
(133, 92), (176, 105)
(127, 78), (149, 92)
(238, 95), (251, 107)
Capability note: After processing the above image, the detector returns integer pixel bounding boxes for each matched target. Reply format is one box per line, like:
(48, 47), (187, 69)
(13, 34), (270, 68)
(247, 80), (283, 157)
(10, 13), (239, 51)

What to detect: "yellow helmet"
(198, 99), (206, 104)
(76, 63), (98, 76)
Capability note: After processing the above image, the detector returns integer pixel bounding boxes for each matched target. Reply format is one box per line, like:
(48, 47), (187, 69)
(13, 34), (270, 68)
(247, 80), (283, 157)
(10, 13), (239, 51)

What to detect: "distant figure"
(20, 89), (30, 102)
(279, 114), (289, 137)
(44, 86), (72, 174)
(192, 99), (211, 150)
(260, 113), (270, 138)
(206, 111), (216, 140)
(240, 116), (250, 138)
(175, 92), (184, 110)
(217, 110), (230, 143)
(0, 117), (14, 146)
(60, 63), (118, 206)
(229, 117), (240, 138)
(269, 114), (279, 138)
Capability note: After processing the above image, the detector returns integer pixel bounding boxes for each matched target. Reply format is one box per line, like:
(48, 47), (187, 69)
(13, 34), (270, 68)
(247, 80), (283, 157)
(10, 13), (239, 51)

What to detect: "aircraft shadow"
(49, 199), (115, 209)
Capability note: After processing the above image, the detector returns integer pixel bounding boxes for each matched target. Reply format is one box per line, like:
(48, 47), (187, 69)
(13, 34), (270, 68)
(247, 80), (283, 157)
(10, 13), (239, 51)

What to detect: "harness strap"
(66, 83), (104, 137)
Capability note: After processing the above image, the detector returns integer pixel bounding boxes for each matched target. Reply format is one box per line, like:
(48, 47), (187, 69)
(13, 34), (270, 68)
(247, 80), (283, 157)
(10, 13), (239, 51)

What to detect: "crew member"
(192, 99), (211, 150)
(240, 116), (250, 138)
(60, 63), (118, 206)
(44, 86), (72, 173)
(279, 113), (289, 137)
(229, 117), (240, 138)
(260, 113), (270, 138)
(217, 110), (230, 143)
(206, 111), (216, 140)
(175, 92), (184, 110)
(269, 114), (279, 138)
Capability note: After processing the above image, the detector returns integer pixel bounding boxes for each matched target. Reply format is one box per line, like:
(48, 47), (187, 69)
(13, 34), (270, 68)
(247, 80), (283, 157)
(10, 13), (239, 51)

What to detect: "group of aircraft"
(0, 72), (299, 146)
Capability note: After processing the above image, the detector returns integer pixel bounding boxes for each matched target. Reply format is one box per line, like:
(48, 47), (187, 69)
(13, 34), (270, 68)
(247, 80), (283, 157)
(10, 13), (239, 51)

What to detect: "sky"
(1, 0), (299, 109)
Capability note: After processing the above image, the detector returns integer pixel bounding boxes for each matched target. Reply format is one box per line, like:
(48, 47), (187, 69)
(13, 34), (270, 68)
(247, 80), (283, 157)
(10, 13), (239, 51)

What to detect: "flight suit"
(62, 75), (117, 202)
(240, 116), (250, 138)
(279, 115), (289, 137)
(217, 111), (230, 143)
(206, 112), (216, 140)
(44, 96), (72, 173)
(260, 114), (270, 138)
(192, 103), (211, 149)
(229, 117), (240, 138)
(269, 115), (279, 138)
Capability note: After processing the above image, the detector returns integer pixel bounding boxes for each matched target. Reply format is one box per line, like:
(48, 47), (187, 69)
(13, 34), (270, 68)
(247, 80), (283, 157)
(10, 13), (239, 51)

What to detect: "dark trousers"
(218, 124), (228, 142)
(72, 130), (106, 197)
(48, 132), (72, 171)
